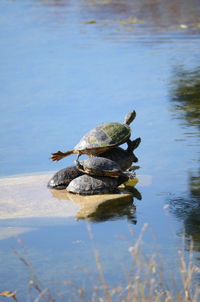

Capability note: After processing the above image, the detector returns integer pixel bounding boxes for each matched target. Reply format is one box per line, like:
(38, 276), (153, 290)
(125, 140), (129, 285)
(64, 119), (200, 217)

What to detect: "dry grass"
(7, 225), (200, 302)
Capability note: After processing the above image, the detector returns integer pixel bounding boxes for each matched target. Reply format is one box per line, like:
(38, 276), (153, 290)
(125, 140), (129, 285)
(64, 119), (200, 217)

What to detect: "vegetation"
(1, 224), (200, 301)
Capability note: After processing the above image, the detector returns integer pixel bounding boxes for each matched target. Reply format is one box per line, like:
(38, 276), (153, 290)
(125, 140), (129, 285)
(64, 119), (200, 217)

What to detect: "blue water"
(0, 0), (200, 300)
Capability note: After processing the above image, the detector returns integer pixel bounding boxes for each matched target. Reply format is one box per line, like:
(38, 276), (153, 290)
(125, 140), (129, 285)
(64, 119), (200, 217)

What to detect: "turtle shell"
(48, 166), (83, 190)
(77, 157), (123, 177)
(74, 122), (131, 155)
(66, 174), (127, 195)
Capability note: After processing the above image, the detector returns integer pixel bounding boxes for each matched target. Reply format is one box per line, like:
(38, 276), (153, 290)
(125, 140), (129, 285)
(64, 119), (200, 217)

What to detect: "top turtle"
(51, 110), (136, 161)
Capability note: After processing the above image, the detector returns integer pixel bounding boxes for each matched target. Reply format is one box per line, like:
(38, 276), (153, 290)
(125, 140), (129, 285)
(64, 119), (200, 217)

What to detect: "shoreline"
(0, 171), (152, 187)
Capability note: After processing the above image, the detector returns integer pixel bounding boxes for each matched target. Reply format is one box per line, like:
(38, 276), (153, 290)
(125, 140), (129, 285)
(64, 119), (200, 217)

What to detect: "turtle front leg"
(76, 153), (81, 161)
(74, 153), (81, 167)
(51, 149), (74, 161)
(75, 156), (84, 173)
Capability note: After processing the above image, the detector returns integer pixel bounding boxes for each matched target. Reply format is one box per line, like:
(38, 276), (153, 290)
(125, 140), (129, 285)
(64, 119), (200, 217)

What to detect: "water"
(0, 0), (200, 300)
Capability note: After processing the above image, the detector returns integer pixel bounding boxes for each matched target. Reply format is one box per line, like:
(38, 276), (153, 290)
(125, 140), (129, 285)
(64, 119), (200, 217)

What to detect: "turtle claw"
(51, 151), (64, 161)
(51, 149), (74, 161)
(128, 165), (140, 172)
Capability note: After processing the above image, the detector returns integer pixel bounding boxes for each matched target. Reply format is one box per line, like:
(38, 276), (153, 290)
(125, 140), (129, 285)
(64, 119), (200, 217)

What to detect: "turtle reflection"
(50, 187), (141, 224)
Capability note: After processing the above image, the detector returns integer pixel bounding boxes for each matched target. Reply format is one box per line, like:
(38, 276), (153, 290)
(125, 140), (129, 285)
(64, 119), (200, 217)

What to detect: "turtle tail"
(127, 137), (141, 152)
(51, 150), (74, 161)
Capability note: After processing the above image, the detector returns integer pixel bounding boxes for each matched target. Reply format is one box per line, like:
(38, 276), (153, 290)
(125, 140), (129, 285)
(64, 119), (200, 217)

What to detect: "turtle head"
(124, 110), (136, 125)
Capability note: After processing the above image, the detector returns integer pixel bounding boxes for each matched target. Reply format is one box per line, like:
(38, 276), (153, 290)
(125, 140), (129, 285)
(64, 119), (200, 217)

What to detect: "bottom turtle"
(66, 170), (136, 195)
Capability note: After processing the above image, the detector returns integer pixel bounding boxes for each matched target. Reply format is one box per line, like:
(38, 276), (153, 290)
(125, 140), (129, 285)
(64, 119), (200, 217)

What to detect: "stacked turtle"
(48, 111), (141, 195)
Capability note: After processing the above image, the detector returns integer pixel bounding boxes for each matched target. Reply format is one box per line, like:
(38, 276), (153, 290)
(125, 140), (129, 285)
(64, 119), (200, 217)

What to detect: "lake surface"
(0, 0), (200, 300)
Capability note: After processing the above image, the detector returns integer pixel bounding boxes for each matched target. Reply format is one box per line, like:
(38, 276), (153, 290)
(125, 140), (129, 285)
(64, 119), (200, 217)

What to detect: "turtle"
(47, 166), (83, 190)
(99, 137), (141, 170)
(51, 110), (136, 161)
(75, 156), (126, 177)
(66, 174), (126, 195)
(66, 169), (137, 195)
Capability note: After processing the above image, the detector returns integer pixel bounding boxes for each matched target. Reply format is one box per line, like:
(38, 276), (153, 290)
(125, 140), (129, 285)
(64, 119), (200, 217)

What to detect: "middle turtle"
(76, 156), (125, 177)
(51, 110), (136, 161)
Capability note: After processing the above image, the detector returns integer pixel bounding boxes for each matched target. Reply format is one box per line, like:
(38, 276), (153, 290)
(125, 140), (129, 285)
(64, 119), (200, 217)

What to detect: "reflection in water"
(34, 0), (200, 31)
(169, 170), (200, 241)
(51, 187), (141, 223)
(169, 66), (200, 250)
(190, 171), (200, 199)
(39, 0), (71, 7)
(171, 67), (200, 129)
(169, 180), (200, 251)
(92, 0), (200, 28)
